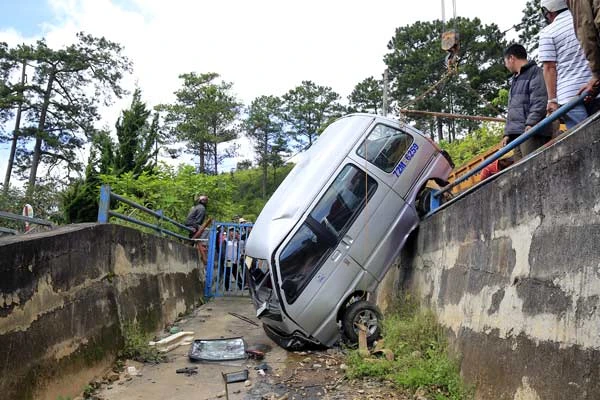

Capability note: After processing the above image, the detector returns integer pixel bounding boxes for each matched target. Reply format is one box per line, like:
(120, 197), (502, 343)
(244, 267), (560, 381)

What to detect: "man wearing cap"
(539, 0), (593, 128)
(566, 0), (600, 100)
(184, 195), (208, 238)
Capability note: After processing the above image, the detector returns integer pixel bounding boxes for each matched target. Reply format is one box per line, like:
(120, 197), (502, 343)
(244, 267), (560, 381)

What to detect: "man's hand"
(547, 102), (559, 115)
(524, 125), (532, 132)
(501, 136), (509, 147)
(578, 77), (600, 102)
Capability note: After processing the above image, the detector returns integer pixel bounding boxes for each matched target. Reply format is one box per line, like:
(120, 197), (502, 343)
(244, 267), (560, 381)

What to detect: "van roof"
(246, 113), (411, 260)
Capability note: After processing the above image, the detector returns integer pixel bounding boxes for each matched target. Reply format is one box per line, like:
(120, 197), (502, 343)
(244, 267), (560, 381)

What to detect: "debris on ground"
(189, 337), (247, 361)
(229, 312), (260, 326)
(149, 331), (195, 353)
(175, 366), (198, 376)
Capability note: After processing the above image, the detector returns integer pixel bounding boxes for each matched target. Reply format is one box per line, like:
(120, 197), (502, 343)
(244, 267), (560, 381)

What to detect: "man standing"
(566, 0), (600, 98)
(501, 44), (552, 159)
(539, 0), (592, 128)
(184, 195), (208, 238)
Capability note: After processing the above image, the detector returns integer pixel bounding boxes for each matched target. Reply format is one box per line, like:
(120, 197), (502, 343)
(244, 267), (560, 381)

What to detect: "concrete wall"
(0, 223), (203, 400)
(396, 116), (600, 400)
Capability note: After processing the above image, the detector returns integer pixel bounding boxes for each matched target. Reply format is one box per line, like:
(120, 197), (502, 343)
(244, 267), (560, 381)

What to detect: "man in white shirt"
(539, 0), (593, 129)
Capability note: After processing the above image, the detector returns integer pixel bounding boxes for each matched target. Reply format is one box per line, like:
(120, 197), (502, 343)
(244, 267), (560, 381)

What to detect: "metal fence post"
(204, 223), (217, 298)
(157, 209), (164, 236)
(97, 185), (111, 223)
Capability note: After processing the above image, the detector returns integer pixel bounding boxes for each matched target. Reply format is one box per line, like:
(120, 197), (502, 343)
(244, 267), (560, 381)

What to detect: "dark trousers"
(508, 134), (551, 161)
(220, 261), (242, 291)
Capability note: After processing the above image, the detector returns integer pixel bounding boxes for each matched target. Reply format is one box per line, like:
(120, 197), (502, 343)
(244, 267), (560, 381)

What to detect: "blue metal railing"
(97, 184), (194, 241)
(429, 92), (590, 213)
(0, 211), (53, 235)
(205, 221), (253, 298)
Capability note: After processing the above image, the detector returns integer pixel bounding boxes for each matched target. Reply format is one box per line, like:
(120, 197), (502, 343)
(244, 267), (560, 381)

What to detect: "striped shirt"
(539, 10), (592, 105)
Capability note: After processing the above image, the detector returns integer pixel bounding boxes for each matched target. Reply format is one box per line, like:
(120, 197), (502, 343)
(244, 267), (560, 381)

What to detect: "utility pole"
(3, 60), (27, 194)
(382, 68), (389, 117)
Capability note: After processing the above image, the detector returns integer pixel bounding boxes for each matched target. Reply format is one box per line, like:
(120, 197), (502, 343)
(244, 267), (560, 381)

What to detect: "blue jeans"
(563, 104), (589, 129)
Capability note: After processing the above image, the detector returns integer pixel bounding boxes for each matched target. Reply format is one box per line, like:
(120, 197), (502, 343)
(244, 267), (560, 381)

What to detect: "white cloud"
(1, 0), (529, 180)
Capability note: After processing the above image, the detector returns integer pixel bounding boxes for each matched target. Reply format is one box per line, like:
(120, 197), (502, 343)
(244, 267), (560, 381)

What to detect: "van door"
(275, 163), (387, 335)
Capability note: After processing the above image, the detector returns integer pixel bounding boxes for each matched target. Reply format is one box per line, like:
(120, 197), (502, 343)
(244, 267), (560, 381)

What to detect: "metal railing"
(97, 184), (194, 241)
(428, 92), (590, 213)
(0, 211), (53, 235)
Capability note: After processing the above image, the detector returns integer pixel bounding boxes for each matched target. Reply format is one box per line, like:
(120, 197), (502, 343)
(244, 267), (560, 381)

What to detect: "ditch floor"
(86, 297), (410, 400)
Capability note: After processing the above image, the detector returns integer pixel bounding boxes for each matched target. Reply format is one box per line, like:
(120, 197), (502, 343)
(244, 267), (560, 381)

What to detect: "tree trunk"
(27, 69), (55, 198)
(262, 132), (267, 199)
(436, 117), (444, 142)
(199, 140), (205, 173)
(213, 142), (218, 175)
(3, 60), (27, 194)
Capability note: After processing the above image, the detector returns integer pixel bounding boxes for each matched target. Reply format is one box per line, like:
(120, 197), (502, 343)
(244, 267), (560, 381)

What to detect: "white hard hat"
(541, 0), (567, 12)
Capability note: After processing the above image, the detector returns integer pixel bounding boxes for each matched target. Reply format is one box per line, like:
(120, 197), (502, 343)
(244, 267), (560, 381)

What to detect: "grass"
(119, 321), (166, 364)
(345, 296), (472, 400)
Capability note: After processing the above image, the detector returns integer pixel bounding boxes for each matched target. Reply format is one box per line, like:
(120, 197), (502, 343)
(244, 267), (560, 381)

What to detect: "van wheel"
(343, 301), (382, 345)
(415, 187), (434, 218)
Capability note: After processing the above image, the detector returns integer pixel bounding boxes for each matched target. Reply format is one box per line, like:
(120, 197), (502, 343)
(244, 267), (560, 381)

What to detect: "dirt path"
(90, 297), (408, 400)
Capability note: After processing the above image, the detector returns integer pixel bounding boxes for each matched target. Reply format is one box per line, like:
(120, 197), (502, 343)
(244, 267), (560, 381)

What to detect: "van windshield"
(278, 164), (377, 303)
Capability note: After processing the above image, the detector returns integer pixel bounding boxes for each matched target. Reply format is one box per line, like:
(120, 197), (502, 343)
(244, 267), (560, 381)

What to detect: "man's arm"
(543, 61), (559, 113)
(571, 1), (600, 86)
(526, 68), (549, 127)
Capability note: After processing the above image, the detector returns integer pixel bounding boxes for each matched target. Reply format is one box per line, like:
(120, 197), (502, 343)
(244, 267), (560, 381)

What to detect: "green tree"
(282, 80), (343, 149)
(114, 88), (158, 176)
(245, 95), (288, 198)
(157, 72), (241, 174)
(61, 130), (114, 223)
(0, 43), (32, 193)
(348, 76), (383, 114)
(440, 122), (503, 166)
(16, 33), (130, 198)
(385, 17), (508, 142)
(516, 0), (546, 56)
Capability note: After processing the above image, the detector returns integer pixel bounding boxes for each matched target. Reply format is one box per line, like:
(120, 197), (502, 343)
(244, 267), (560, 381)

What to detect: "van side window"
(278, 165), (377, 303)
(356, 124), (413, 173)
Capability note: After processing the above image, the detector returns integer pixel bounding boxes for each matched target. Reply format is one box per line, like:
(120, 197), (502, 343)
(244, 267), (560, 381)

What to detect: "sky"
(0, 0), (529, 184)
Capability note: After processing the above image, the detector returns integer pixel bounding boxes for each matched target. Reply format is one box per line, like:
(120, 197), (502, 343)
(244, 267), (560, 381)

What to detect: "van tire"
(415, 187), (434, 218)
(342, 301), (382, 345)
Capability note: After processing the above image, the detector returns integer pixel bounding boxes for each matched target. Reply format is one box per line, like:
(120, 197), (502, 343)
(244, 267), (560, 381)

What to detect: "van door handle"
(341, 235), (353, 247)
(331, 250), (342, 262)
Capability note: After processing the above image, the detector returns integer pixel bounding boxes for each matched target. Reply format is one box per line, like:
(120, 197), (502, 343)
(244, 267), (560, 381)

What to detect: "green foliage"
(516, 0), (547, 56)
(440, 123), (503, 167)
(348, 76), (383, 114)
(0, 178), (65, 232)
(157, 72), (241, 174)
(114, 88), (158, 176)
(282, 80), (343, 148)
(245, 95), (288, 198)
(13, 33), (131, 197)
(346, 296), (472, 400)
(385, 17), (508, 141)
(120, 322), (165, 364)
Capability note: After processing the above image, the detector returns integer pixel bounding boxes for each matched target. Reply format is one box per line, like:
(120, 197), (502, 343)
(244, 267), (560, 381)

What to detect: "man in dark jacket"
(184, 195), (208, 238)
(501, 44), (552, 160)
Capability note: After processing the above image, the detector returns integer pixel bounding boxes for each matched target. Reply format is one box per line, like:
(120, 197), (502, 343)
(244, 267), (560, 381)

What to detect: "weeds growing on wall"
(345, 296), (472, 400)
(120, 322), (165, 364)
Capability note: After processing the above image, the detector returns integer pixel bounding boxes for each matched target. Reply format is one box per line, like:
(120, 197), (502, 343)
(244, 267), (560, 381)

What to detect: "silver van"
(244, 114), (453, 349)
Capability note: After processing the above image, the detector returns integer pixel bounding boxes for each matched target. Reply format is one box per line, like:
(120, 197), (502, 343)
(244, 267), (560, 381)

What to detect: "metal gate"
(204, 221), (253, 297)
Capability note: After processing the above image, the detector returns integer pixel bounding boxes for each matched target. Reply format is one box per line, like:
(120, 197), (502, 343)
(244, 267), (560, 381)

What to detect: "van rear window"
(278, 164), (377, 303)
(357, 124), (413, 173)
